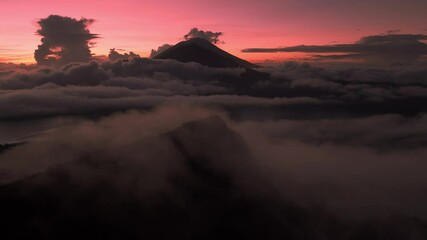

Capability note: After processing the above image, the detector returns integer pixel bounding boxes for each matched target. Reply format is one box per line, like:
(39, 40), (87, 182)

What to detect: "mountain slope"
(153, 38), (258, 69)
(1, 116), (427, 239)
(0, 116), (290, 239)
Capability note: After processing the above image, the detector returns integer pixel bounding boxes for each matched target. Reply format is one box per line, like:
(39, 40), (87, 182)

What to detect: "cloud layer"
(108, 48), (140, 61)
(0, 59), (426, 121)
(2, 27), (427, 237)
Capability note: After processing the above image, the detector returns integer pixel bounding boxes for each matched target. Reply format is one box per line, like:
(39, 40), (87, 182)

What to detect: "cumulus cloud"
(108, 48), (140, 61)
(150, 28), (224, 59)
(184, 27), (224, 44)
(34, 15), (99, 65)
(150, 44), (172, 58)
(243, 34), (427, 64)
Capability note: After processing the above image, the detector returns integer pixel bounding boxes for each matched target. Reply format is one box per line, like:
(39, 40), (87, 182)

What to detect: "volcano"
(153, 38), (258, 69)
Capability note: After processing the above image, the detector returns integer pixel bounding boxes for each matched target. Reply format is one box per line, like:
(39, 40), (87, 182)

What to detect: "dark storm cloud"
(243, 34), (427, 63)
(150, 44), (172, 58)
(34, 15), (99, 65)
(184, 27), (224, 44)
(108, 48), (140, 61)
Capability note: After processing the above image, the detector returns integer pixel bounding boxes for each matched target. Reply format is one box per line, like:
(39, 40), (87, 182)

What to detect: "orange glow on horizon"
(2, 49), (312, 65)
(1, 0), (426, 64)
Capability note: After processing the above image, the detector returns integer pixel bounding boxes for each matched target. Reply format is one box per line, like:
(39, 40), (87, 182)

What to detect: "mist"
(0, 104), (427, 239)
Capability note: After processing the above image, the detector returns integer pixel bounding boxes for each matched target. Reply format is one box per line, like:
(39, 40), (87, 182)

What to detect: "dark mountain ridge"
(1, 116), (426, 239)
(153, 38), (259, 69)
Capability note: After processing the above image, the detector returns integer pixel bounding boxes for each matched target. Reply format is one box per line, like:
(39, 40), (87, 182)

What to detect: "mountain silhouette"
(153, 38), (258, 69)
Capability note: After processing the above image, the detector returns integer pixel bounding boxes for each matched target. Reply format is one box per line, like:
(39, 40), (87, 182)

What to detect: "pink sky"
(1, 0), (426, 63)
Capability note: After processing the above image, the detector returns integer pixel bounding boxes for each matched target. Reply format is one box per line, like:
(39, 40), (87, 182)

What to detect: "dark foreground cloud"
(1, 106), (427, 239)
(34, 15), (99, 65)
(243, 34), (427, 64)
(184, 27), (224, 44)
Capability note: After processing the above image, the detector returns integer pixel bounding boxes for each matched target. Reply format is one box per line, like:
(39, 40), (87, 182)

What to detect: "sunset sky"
(1, 0), (426, 63)
(2, 1), (427, 238)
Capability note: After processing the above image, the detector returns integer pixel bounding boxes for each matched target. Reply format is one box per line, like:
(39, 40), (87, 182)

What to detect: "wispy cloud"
(243, 34), (427, 63)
